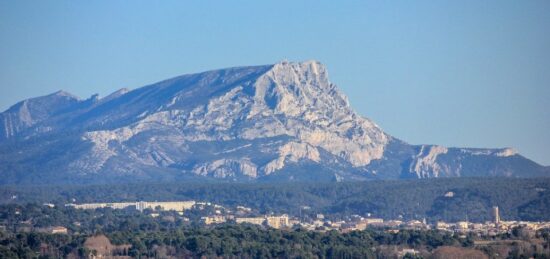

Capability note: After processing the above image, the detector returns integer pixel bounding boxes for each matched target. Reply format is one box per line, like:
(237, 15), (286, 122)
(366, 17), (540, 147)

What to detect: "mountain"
(0, 61), (548, 184)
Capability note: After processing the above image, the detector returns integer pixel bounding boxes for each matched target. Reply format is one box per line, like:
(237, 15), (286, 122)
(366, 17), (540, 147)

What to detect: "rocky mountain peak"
(51, 90), (80, 99)
(1, 90), (82, 140)
(0, 61), (548, 184)
(249, 60), (349, 117)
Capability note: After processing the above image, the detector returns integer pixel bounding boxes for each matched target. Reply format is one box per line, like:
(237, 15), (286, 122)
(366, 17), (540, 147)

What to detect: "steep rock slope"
(0, 91), (80, 140)
(0, 61), (547, 184)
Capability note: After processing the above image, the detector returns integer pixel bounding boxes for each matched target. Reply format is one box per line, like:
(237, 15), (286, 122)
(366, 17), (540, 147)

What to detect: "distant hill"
(0, 61), (548, 184)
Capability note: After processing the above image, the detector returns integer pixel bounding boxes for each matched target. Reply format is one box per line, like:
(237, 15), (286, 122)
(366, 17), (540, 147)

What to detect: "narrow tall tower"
(492, 206), (500, 224)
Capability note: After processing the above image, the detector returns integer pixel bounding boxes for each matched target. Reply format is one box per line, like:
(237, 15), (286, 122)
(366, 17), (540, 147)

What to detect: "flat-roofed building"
(36, 226), (68, 234)
(456, 221), (469, 230)
(67, 201), (195, 212)
(355, 222), (368, 230)
(266, 215), (289, 229)
(436, 221), (448, 230)
(363, 218), (384, 224)
(236, 217), (265, 225)
(137, 201), (195, 212)
(67, 202), (136, 210)
(202, 215), (227, 225)
(108, 202), (136, 210)
(50, 226), (68, 234)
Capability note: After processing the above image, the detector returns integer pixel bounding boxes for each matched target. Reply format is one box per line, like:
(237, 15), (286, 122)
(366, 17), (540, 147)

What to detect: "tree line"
(2, 177), (550, 222)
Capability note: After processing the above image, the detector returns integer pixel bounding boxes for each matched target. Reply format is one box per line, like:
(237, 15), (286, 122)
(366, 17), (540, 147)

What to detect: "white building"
(67, 201), (195, 212)
(235, 217), (265, 225)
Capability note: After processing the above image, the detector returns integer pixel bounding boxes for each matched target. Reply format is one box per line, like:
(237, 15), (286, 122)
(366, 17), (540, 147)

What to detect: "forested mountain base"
(1, 177), (549, 222)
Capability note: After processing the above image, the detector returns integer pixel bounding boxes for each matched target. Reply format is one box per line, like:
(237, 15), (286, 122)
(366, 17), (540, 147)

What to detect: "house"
(202, 215), (227, 225)
(50, 226), (68, 234)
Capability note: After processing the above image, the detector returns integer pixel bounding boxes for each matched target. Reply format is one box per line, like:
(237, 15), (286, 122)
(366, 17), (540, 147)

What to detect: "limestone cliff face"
(0, 91), (80, 140)
(0, 61), (547, 184)
(64, 61), (389, 178)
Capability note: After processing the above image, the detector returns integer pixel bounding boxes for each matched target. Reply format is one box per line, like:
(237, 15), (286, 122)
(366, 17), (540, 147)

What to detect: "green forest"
(2, 177), (550, 258)
(1, 177), (549, 222)
(0, 224), (483, 258)
(1, 203), (549, 258)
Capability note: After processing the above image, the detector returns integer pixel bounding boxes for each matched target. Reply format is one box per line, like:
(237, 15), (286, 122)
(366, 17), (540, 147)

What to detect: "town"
(63, 200), (550, 236)
(2, 199), (549, 258)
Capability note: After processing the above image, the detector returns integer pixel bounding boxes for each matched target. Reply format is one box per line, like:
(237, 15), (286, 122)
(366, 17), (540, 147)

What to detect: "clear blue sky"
(1, 1), (549, 165)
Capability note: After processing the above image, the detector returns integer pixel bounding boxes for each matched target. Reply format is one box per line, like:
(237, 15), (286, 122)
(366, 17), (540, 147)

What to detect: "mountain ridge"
(0, 60), (548, 184)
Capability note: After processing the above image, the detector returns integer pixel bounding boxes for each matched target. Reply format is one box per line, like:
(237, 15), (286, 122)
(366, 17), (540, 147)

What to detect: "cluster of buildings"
(202, 206), (550, 235)
(202, 214), (291, 229)
(432, 206), (550, 236)
(63, 201), (550, 235)
(291, 215), (424, 233)
(434, 219), (550, 236)
(66, 200), (291, 229)
(201, 212), (391, 231)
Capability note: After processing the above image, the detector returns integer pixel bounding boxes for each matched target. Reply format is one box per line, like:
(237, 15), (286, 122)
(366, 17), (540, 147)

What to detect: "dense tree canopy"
(2, 178), (549, 222)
